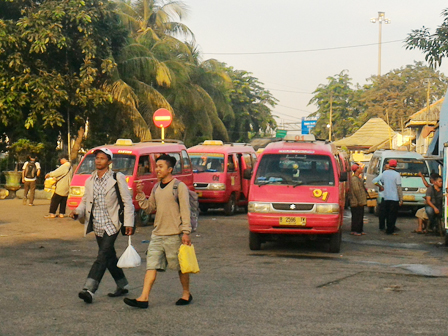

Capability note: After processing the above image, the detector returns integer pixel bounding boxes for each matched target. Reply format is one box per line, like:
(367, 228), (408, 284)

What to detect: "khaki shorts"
(415, 207), (428, 220)
(146, 234), (182, 271)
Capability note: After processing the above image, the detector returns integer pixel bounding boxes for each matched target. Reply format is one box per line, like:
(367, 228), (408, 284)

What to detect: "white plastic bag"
(117, 236), (141, 268)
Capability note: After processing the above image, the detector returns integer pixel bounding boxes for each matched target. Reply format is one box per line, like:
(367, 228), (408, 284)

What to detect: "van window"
(227, 155), (236, 172)
(385, 158), (429, 176)
(368, 157), (379, 175)
(190, 153), (224, 172)
(137, 155), (151, 176)
(77, 154), (136, 175)
(181, 150), (191, 172)
(243, 153), (253, 169)
(255, 154), (334, 186)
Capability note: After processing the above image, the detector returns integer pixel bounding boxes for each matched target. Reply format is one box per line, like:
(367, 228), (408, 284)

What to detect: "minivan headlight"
(315, 203), (339, 214)
(248, 202), (271, 213)
(209, 183), (226, 190)
(418, 187), (427, 194)
(70, 186), (85, 197)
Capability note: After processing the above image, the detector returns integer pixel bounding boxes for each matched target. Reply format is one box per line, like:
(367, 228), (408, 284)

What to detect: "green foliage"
(309, 63), (447, 140)
(406, 8), (448, 68)
(9, 138), (44, 170)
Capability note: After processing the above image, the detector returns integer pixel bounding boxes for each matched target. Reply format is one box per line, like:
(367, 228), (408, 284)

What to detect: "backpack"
(25, 161), (37, 179)
(153, 179), (199, 232)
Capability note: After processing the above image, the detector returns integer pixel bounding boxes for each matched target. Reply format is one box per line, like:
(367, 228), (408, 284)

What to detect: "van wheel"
(224, 194), (236, 216)
(199, 204), (209, 214)
(328, 229), (342, 253)
(135, 209), (150, 227)
(249, 232), (262, 250)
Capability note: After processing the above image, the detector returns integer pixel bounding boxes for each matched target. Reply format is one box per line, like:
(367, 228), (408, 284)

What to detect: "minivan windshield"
(384, 158), (428, 176)
(76, 154), (136, 175)
(190, 153), (225, 173)
(255, 154), (335, 186)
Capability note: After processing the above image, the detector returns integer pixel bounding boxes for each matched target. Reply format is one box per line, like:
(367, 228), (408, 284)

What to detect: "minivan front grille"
(272, 203), (314, 211)
(194, 183), (209, 189)
(402, 187), (418, 192)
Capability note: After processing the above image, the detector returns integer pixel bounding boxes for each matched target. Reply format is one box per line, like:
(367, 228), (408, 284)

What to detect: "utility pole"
(426, 79), (431, 126)
(371, 12), (391, 76)
(328, 94), (333, 142)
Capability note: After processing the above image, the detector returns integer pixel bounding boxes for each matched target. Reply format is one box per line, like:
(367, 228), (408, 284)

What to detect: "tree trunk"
(70, 127), (85, 162)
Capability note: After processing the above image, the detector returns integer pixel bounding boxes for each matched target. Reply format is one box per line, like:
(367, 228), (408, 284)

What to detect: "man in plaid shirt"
(70, 148), (135, 304)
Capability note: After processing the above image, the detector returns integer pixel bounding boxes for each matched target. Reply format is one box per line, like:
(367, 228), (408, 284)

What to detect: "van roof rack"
(142, 139), (184, 144)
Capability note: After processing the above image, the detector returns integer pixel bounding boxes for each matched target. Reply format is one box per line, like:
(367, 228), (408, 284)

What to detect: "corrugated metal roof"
(333, 118), (395, 148)
(405, 98), (443, 127)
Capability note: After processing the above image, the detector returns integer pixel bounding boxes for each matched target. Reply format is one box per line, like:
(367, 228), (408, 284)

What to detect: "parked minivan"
(187, 140), (257, 215)
(247, 135), (347, 253)
(67, 139), (194, 225)
(365, 150), (430, 214)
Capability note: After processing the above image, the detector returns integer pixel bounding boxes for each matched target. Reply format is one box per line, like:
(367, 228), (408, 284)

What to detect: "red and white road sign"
(153, 108), (172, 128)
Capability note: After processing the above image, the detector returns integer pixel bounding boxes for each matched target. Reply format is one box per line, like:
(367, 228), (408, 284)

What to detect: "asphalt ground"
(1, 199), (448, 336)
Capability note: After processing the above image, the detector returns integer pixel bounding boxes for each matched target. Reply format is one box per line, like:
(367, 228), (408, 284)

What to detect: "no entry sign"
(153, 108), (172, 128)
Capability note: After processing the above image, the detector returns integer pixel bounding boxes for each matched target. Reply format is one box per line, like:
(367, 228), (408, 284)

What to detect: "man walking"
(373, 159), (403, 235)
(377, 163), (389, 231)
(124, 154), (192, 309)
(69, 148), (135, 304)
(22, 155), (41, 206)
(349, 164), (367, 236)
(44, 154), (72, 218)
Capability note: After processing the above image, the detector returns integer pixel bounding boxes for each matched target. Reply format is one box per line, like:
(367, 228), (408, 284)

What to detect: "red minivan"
(67, 139), (194, 225)
(247, 135), (347, 252)
(187, 141), (257, 215)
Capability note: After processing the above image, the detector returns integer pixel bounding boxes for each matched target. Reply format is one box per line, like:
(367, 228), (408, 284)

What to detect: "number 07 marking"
(312, 189), (329, 201)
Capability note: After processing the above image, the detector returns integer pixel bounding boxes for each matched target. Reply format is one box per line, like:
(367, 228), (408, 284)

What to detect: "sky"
(182, 0), (448, 131)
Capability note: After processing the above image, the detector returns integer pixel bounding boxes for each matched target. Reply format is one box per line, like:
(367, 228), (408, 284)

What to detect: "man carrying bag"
(124, 154), (193, 309)
(69, 148), (135, 304)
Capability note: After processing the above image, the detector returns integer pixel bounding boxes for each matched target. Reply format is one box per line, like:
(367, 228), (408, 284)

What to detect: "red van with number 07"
(247, 135), (348, 253)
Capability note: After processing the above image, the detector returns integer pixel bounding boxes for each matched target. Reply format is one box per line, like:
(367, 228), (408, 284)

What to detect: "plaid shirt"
(92, 170), (117, 237)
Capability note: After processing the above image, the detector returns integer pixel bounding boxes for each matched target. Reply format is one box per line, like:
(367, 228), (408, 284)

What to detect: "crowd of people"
(348, 159), (444, 237)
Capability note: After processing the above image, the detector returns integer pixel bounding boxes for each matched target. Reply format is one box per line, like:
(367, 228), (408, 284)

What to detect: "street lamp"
(371, 11), (391, 76)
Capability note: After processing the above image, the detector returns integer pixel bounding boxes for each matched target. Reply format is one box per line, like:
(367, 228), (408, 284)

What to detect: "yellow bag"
(44, 178), (56, 192)
(178, 244), (200, 274)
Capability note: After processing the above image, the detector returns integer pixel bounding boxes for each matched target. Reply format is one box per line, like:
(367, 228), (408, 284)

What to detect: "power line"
(203, 39), (402, 55)
(277, 104), (313, 114)
(271, 110), (304, 120)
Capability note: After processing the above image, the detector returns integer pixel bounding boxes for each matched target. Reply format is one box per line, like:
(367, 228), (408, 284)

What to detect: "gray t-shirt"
(426, 185), (443, 211)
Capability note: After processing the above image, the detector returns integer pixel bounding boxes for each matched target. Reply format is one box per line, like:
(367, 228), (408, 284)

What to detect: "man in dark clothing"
(425, 175), (443, 233)
(349, 163), (367, 236)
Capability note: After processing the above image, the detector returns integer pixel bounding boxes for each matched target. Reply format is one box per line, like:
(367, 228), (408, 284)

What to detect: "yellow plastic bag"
(178, 244), (200, 274)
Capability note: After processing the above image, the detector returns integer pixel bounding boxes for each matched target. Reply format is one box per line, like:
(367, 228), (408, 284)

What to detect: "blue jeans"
(425, 206), (441, 231)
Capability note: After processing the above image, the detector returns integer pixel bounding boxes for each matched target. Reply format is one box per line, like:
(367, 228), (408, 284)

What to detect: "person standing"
(69, 148), (135, 304)
(44, 154), (72, 218)
(425, 174), (443, 234)
(22, 155), (41, 206)
(349, 164), (367, 236)
(376, 163), (389, 231)
(124, 154), (192, 309)
(373, 159), (403, 235)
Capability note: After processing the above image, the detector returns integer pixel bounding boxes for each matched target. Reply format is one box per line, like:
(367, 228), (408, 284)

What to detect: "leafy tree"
(225, 67), (277, 142)
(0, 0), (127, 148)
(406, 8), (448, 68)
(359, 62), (448, 129)
(308, 70), (361, 140)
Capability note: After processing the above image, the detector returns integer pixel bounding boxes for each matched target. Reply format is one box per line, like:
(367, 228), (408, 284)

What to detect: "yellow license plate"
(279, 217), (306, 226)
(403, 195), (415, 201)
(196, 191), (202, 197)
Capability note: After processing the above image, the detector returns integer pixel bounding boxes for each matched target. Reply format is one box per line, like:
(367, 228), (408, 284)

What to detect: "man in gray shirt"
(373, 159), (403, 235)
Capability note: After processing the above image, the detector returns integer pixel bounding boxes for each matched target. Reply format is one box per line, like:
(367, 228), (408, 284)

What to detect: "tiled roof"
(333, 118), (395, 148)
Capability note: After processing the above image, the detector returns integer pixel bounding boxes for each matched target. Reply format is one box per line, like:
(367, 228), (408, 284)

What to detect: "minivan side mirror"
(243, 168), (252, 180)
(339, 172), (348, 182)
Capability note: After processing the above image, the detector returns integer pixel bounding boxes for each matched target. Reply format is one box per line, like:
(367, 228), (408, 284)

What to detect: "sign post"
(153, 109), (173, 144)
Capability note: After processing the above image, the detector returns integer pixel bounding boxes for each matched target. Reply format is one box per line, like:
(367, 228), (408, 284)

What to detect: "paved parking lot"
(1, 199), (448, 335)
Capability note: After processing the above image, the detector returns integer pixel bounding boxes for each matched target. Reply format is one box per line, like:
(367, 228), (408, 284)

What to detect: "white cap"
(94, 147), (113, 159)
